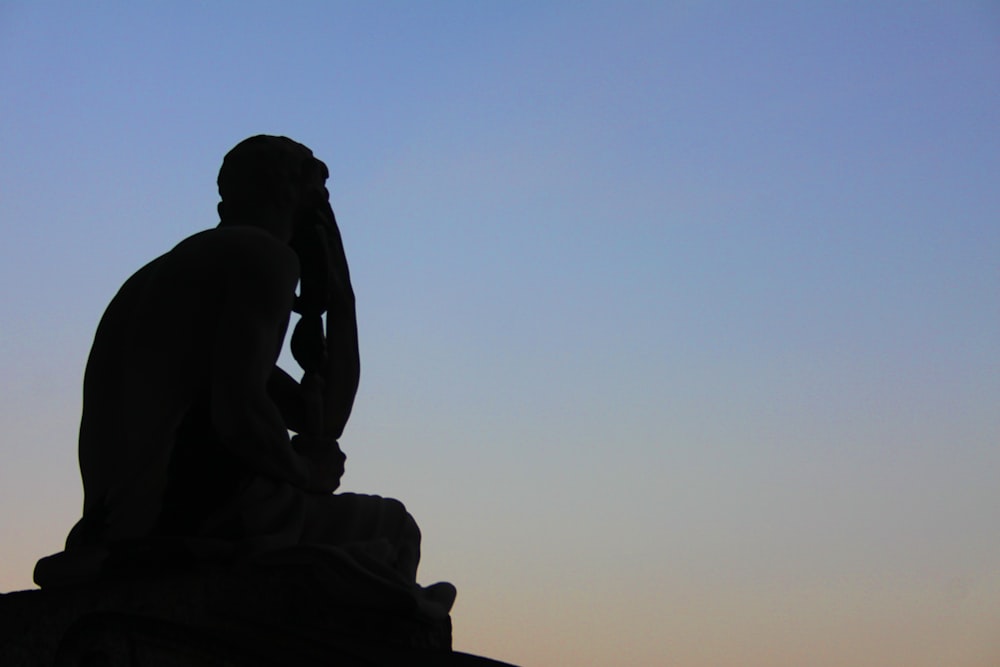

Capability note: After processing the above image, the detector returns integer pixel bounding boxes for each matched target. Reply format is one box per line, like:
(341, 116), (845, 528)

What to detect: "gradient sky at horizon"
(1, 3), (999, 665)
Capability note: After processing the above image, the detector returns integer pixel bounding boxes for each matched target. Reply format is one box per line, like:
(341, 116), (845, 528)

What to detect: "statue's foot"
(425, 581), (458, 612)
(34, 546), (109, 587)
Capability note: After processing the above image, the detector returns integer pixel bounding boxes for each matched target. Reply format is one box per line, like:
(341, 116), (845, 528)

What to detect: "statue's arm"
(319, 215), (360, 440)
(321, 302), (359, 440)
(209, 234), (312, 489)
(267, 366), (305, 433)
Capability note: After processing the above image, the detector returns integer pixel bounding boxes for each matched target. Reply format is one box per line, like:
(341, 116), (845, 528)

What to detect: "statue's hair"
(217, 135), (327, 222)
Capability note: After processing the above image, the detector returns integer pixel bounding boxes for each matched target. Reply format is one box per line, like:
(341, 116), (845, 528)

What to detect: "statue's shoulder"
(170, 226), (299, 280)
(173, 226), (296, 259)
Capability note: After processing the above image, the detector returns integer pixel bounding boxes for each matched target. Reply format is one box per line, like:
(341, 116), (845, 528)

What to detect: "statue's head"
(217, 135), (331, 241)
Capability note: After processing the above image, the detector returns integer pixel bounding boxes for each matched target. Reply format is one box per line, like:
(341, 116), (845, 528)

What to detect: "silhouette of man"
(38, 136), (421, 586)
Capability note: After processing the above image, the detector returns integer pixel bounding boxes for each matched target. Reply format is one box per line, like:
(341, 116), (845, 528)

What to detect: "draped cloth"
(36, 466), (455, 626)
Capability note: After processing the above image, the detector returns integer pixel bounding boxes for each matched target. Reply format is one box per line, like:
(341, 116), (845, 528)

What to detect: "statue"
(1, 136), (522, 667)
(32, 133), (454, 619)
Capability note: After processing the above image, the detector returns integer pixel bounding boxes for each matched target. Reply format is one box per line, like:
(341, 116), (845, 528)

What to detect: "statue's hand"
(292, 433), (346, 494)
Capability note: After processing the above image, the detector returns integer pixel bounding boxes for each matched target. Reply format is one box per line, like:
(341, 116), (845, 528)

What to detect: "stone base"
(0, 559), (516, 666)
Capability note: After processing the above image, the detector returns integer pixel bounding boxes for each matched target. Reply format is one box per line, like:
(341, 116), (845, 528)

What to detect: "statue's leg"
(299, 493), (421, 582)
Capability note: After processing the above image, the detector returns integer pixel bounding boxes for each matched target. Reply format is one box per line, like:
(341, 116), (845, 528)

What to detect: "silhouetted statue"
(3, 136), (524, 667)
(35, 136), (447, 605)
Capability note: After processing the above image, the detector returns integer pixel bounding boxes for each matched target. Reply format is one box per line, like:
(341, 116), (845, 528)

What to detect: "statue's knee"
(392, 498), (419, 529)
(382, 497), (406, 517)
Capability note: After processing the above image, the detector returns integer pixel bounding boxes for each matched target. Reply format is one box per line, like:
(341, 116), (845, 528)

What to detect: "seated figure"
(35, 137), (444, 608)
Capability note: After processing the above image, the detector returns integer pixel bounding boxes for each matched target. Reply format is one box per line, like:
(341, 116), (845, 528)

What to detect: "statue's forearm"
(288, 206), (359, 440)
(322, 305), (360, 440)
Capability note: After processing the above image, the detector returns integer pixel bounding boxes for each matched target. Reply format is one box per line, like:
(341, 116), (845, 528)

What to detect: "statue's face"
(290, 157), (333, 235)
(218, 136), (333, 241)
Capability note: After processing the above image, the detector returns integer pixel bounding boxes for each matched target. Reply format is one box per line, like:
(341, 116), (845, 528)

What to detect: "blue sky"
(1, 3), (999, 665)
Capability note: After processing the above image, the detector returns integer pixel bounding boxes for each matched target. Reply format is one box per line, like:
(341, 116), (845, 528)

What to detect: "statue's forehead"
(224, 135), (313, 167)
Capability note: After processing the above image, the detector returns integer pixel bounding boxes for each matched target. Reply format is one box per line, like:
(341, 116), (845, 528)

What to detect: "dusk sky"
(1, 3), (998, 665)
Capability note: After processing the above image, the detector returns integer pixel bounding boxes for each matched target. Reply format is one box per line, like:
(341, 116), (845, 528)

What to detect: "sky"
(1, 2), (998, 665)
